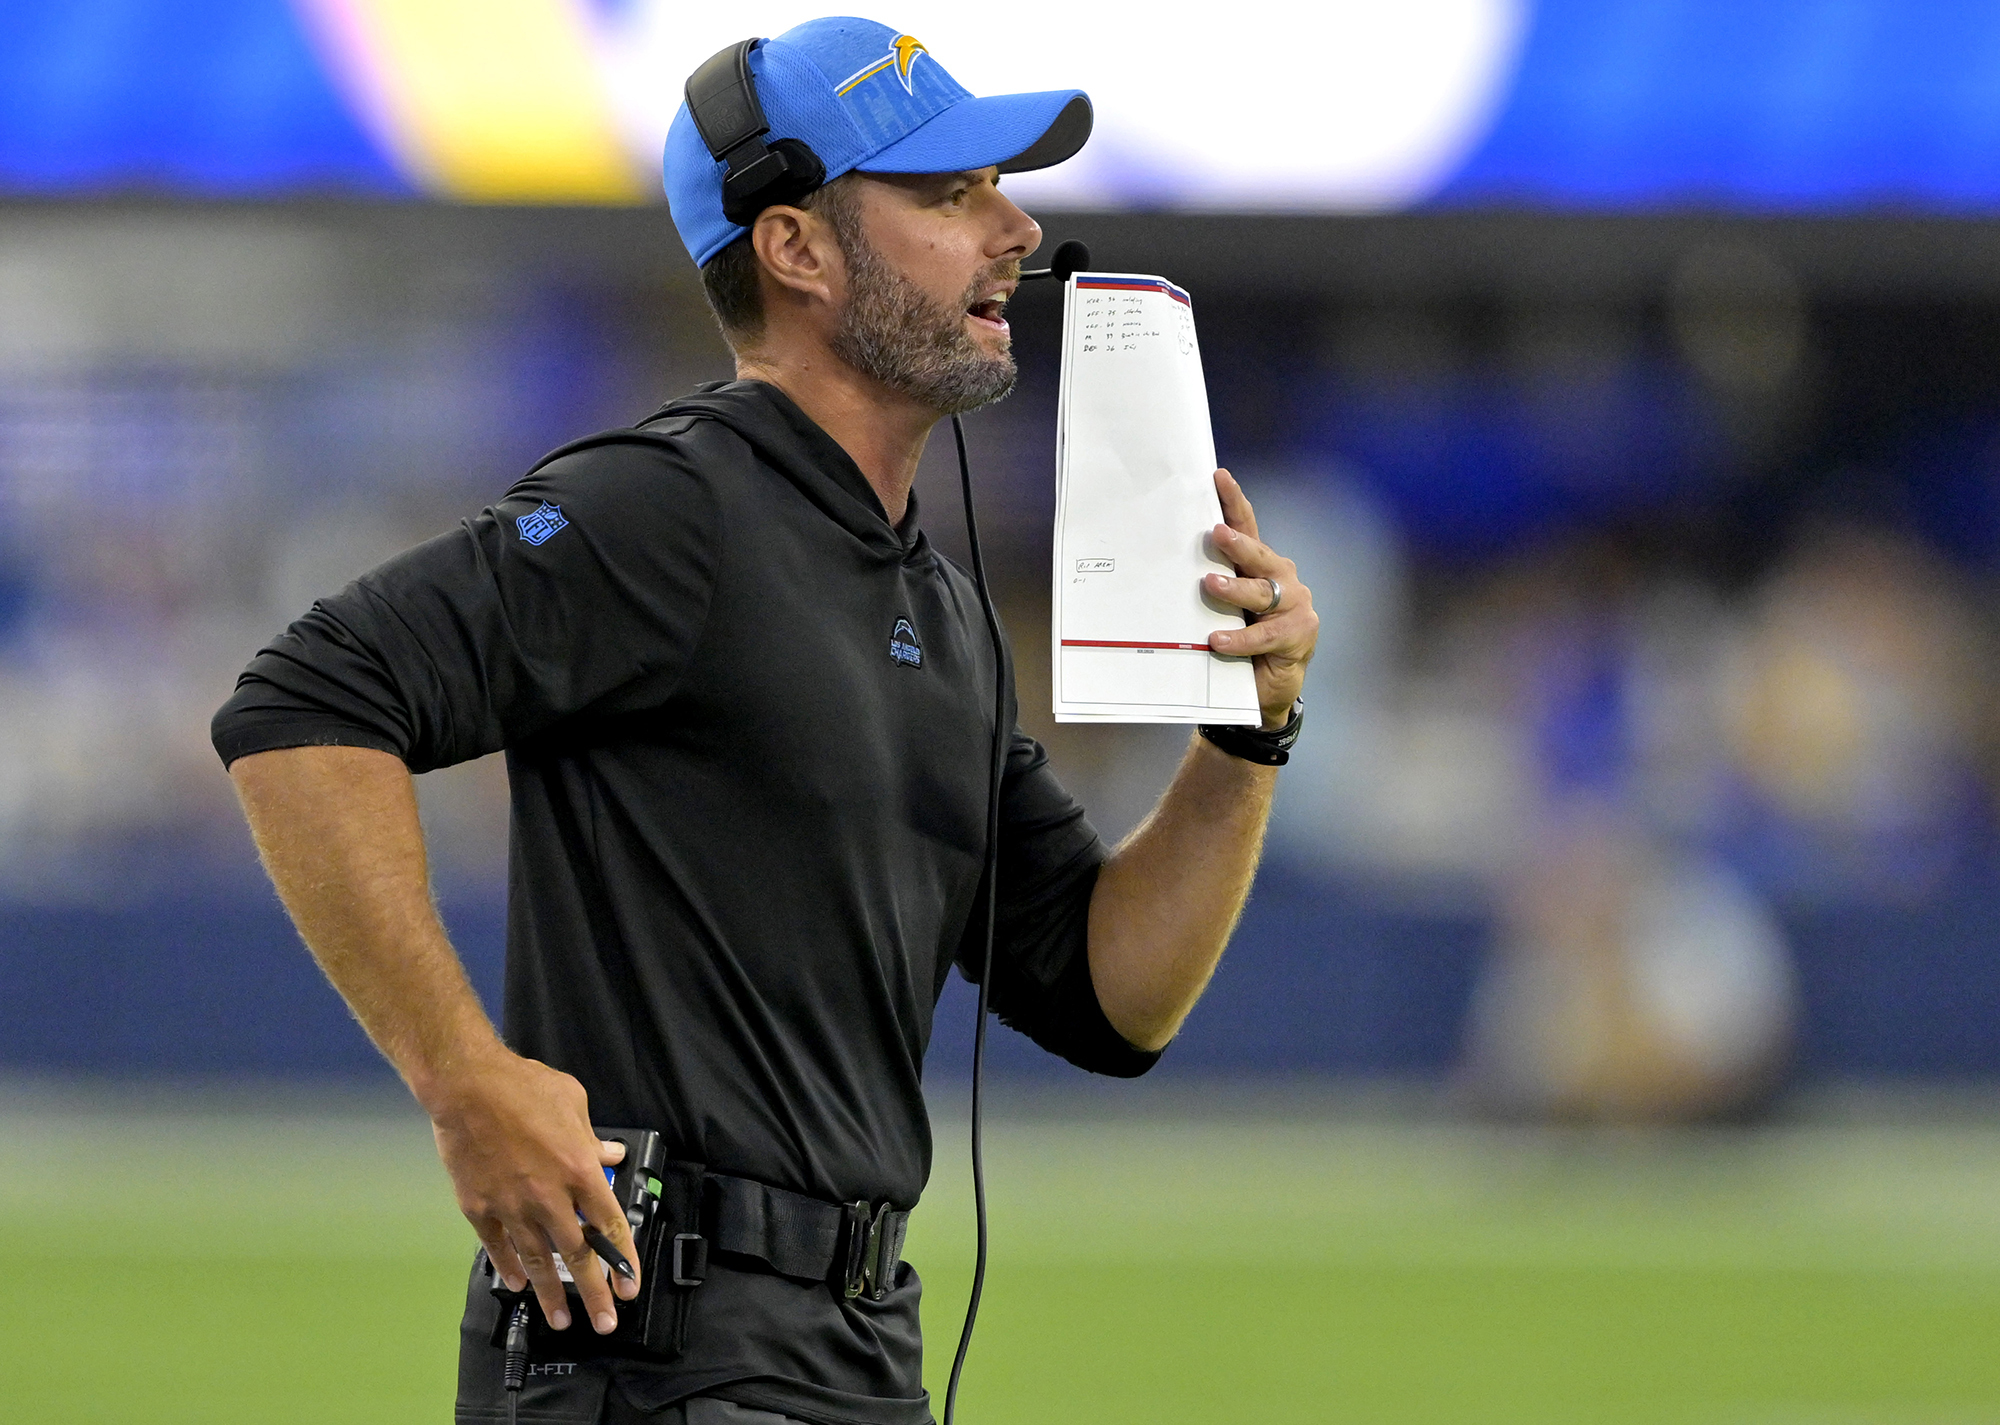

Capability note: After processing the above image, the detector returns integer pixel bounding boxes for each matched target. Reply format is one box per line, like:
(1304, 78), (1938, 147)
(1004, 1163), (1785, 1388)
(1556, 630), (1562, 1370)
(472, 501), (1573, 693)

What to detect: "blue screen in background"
(0, 0), (403, 195)
(5, 0), (2000, 210)
(1439, 0), (2000, 211)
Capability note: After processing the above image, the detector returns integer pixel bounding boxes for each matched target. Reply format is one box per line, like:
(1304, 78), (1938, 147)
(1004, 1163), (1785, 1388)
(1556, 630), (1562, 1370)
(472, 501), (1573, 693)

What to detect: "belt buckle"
(841, 1200), (894, 1301)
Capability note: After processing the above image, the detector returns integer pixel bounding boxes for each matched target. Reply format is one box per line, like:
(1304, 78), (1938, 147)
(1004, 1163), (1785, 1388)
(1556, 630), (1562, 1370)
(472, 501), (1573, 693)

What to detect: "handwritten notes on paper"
(1052, 273), (1260, 724)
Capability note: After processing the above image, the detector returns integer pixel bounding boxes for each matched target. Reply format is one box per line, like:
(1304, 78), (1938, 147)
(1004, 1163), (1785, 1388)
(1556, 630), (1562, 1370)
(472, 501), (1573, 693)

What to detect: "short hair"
(699, 174), (864, 350)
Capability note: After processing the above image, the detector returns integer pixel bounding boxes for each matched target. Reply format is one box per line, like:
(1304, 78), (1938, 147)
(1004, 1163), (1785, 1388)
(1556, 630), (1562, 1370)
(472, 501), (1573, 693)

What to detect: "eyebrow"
(893, 169), (995, 199)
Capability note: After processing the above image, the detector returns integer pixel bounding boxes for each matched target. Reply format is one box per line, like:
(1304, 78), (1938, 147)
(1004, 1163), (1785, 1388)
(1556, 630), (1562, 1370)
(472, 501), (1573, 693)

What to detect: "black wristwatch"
(1199, 699), (1303, 767)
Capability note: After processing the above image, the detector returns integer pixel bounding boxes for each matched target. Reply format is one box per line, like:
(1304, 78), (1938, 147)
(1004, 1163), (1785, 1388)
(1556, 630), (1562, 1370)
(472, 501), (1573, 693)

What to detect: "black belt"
(482, 1163), (910, 1364)
(666, 1168), (910, 1303)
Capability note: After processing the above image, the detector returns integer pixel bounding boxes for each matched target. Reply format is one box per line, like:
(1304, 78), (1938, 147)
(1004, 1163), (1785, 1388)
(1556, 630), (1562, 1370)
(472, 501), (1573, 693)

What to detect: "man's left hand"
(1201, 469), (1319, 730)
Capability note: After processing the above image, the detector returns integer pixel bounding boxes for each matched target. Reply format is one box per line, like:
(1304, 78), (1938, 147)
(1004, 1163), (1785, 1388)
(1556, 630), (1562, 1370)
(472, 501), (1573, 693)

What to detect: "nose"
(988, 185), (1041, 264)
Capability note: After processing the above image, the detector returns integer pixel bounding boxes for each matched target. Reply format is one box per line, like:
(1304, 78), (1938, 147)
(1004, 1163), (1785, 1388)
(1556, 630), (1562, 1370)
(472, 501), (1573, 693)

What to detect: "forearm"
(228, 744), (503, 1109)
(230, 743), (640, 1324)
(1086, 734), (1276, 1051)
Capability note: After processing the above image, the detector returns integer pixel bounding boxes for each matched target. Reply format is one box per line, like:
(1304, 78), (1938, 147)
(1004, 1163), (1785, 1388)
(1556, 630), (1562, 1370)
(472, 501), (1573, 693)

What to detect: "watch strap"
(1198, 699), (1303, 767)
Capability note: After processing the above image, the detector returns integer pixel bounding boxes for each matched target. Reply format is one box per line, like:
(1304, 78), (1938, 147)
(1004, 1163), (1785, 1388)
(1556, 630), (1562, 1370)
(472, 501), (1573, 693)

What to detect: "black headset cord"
(942, 413), (1007, 1425)
(503, 1300), (531, 1425)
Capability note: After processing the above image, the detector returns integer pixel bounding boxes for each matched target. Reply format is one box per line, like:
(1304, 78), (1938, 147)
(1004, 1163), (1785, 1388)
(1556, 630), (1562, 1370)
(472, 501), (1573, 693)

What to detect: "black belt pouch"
(487, 1158), (708, 1362)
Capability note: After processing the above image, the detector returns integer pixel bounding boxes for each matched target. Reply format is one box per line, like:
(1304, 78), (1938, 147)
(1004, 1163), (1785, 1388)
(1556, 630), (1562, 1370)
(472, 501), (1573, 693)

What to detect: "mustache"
(958, 259), (1022, 310)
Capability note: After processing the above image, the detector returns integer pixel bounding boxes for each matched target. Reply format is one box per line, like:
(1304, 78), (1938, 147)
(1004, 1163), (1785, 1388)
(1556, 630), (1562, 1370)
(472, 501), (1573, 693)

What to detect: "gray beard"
(831, 241), (1017, 416)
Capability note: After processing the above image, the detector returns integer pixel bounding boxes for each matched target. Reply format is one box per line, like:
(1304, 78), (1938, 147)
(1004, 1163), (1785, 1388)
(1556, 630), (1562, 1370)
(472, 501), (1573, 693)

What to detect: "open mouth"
(965, 294), (1010, 333)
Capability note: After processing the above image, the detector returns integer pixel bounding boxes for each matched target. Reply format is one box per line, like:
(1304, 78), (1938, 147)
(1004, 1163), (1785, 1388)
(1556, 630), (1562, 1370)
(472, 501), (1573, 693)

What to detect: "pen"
(582, 1223), (636, 1282)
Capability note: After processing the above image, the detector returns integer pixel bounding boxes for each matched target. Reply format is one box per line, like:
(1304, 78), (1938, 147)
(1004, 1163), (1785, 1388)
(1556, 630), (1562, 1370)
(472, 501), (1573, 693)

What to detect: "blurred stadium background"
(8, 1), (2000, 1420)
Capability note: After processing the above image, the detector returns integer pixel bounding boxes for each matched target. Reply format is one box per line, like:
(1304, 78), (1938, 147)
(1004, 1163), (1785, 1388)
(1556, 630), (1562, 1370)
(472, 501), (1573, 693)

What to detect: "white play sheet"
(1051, 272), (1260, 725)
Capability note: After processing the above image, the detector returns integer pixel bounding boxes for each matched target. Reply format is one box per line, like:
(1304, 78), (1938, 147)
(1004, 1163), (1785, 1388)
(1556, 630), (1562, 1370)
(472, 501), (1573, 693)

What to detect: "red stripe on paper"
(1075, 278), (1192, 307)
(1062, 639), (1210, 650)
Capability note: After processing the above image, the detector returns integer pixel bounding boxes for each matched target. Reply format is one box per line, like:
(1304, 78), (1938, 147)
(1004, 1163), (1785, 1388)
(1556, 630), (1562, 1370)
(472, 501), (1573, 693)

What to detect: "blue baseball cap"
(664, 17), (1092, 267)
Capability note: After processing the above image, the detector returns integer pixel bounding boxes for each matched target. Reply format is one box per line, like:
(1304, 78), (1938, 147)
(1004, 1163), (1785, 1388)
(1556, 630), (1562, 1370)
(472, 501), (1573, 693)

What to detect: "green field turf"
(6, 1084), (2000, 1424)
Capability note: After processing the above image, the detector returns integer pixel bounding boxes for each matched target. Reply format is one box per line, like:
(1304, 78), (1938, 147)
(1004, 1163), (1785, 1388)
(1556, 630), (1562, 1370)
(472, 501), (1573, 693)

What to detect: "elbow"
(1087, 942), (1190, 1056)
(991, 939), (1167, 1078)
(1101, 1003), (1179, 1057)
(1093, 968), (1181, 1054)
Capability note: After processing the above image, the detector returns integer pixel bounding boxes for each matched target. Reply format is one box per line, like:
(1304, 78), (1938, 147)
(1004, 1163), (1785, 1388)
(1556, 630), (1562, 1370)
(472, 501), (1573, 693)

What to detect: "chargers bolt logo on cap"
(836, 34), (928, 96)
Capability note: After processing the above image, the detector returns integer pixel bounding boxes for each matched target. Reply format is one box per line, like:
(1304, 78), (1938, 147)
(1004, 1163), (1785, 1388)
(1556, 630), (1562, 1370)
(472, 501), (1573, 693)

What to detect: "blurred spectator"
(1437, 540), (1795, 1119)
(1466, 810), (1795, 1121)
(1717, 524), (1992, 902)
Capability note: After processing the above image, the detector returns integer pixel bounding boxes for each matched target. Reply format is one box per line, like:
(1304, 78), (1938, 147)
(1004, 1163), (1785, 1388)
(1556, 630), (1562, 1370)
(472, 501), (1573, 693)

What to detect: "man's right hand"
(423, 1046), (642, 1335)
(227, 749), (641, 1332)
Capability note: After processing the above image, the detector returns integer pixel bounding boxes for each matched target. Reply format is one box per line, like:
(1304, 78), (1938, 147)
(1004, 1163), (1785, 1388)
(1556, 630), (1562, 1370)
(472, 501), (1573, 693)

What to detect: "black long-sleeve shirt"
(212, 380), (1157, 1425)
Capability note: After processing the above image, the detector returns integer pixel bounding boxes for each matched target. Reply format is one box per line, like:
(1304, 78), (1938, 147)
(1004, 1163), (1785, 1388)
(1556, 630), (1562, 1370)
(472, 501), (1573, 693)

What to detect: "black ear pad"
(720, 138), (827, 227)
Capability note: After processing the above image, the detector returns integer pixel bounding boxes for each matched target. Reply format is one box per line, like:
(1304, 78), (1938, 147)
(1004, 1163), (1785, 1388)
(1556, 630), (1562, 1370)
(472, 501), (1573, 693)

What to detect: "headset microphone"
(1021, 239), (1091, 283)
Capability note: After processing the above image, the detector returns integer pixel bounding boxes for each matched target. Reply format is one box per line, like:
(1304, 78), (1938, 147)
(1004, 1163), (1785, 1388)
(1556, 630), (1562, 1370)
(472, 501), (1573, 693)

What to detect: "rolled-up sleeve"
(953, 730), (1162, 1078)
(211, 441), (721, 772)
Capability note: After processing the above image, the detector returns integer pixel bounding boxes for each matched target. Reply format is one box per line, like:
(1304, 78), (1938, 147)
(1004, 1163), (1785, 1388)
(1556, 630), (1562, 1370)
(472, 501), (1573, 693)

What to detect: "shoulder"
(511, 420), (714, 504)
(494, 421), (736, 548)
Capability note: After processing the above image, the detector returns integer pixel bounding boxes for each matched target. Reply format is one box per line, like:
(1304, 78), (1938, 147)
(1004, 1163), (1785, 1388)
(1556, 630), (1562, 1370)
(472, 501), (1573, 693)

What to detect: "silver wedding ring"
(1259, 579), (1284, 616)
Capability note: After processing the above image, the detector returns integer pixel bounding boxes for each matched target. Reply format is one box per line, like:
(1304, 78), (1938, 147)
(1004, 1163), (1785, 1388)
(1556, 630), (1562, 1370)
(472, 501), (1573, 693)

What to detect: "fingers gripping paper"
(1053, 274), (1261, 725)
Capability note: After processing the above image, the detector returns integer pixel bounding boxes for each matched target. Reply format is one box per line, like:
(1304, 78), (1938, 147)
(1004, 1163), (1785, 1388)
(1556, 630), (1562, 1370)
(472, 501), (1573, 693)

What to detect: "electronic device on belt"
(549, 1126), (666, 1290)
(601, 1127), (668, 1252)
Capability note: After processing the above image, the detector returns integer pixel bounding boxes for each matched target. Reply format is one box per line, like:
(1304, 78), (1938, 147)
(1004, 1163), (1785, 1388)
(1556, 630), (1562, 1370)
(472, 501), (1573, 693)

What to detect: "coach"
(213, 17), (1316, 1425)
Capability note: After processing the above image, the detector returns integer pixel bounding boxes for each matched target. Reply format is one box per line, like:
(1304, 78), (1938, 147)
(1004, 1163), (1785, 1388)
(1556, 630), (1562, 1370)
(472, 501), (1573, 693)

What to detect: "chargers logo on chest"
(889, 617), (923, 668)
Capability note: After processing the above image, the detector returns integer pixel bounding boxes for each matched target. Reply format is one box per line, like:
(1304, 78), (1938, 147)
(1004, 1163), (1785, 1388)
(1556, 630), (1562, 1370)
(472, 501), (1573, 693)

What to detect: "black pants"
(461, 1378), (797, 1425)
(454, 1263), (803, 1425)
(457, 1323), (802, 1425)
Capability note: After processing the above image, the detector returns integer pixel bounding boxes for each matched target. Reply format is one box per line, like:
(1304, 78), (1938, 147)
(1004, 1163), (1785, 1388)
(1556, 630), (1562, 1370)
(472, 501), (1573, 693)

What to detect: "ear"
(749, 204), (844, 316)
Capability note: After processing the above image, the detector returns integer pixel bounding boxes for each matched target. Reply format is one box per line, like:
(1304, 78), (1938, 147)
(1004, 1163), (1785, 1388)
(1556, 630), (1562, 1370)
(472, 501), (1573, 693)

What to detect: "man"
(212, 18), (1317, 1425)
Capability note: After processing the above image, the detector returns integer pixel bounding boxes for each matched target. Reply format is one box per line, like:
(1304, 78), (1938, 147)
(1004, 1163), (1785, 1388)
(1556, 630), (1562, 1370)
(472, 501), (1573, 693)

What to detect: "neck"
(734, 348), (936, 526)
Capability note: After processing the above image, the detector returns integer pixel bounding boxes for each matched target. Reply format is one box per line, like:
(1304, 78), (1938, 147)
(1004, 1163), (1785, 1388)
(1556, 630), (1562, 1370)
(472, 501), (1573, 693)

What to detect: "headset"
(684, 39), (828, 227)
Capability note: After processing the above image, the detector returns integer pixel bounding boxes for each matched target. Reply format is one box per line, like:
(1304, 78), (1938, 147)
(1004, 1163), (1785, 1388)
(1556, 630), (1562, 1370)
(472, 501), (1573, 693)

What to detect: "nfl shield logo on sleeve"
(516, 502), (569, 546)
